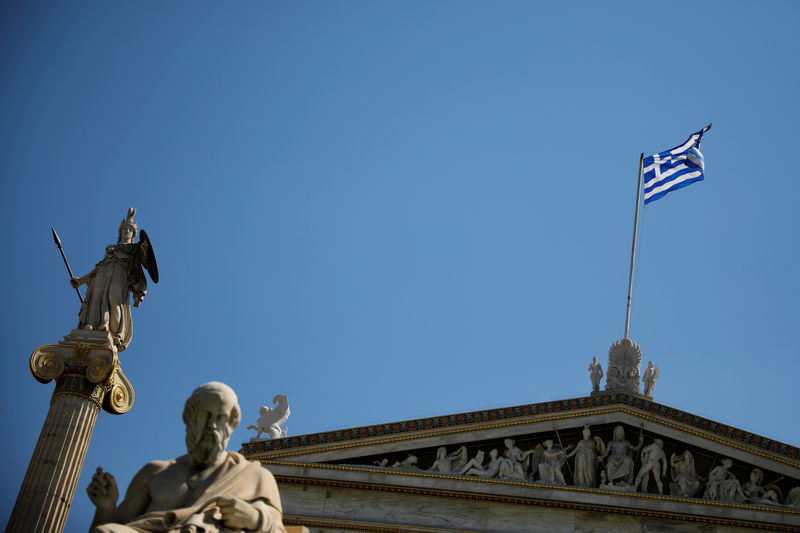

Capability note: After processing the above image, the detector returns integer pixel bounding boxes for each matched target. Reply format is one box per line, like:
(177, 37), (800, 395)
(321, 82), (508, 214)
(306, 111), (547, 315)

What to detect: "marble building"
(242, 341), (800, 533)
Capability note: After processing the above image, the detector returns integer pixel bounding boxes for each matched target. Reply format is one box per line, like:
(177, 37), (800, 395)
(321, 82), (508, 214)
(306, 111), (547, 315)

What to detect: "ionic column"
(7, 330), (134, 533)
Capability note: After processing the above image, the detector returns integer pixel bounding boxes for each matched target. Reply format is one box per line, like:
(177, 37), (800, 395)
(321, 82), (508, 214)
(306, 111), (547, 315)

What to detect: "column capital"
(29, 329), (134, 414)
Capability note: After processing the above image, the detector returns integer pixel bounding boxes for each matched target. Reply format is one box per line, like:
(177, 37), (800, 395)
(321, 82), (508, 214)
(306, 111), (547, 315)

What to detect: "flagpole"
(624, 153), (644, 339)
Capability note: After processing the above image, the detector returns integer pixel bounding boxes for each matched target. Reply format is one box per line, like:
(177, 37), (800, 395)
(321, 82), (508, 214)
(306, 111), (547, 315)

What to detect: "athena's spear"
(51, 227), (83, 303)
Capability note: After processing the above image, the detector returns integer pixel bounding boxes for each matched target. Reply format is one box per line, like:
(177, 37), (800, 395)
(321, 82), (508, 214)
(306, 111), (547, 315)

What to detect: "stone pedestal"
(6, 330), (134, 533)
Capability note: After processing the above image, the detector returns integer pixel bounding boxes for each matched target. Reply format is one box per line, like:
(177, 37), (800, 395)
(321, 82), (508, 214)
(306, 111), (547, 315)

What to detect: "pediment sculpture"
(342, 422), (800, 509)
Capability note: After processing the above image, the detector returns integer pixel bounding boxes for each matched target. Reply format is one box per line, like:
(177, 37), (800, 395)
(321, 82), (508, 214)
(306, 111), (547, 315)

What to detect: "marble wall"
(277, 483), (785, 533)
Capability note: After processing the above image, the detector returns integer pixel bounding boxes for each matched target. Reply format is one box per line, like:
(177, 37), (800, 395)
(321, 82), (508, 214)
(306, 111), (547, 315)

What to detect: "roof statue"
(70, 207), (159, 351)
(87, 382), (286, 533)
(642, 360), (660, 398)
(588, 356), (603, 394)
(248, 394), (290, 441)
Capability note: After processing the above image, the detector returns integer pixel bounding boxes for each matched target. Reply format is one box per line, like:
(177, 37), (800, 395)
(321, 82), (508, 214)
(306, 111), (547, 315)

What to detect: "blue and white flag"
(643, 124), (711, 205)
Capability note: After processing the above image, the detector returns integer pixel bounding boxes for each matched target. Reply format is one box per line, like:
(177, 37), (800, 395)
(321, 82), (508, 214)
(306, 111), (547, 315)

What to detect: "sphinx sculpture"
(247, 395), (290, 440)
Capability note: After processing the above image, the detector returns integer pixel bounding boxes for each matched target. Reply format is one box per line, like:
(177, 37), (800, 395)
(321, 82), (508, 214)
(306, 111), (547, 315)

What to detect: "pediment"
(242, 393), (800, 530)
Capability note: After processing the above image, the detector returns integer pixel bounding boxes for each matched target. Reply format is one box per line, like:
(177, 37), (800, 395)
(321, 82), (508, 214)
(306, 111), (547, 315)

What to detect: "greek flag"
(643, 124), (711, 205)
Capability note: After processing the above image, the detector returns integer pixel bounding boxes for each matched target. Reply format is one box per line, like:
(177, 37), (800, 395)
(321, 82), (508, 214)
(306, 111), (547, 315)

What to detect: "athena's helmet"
(118, 207), (139, 240)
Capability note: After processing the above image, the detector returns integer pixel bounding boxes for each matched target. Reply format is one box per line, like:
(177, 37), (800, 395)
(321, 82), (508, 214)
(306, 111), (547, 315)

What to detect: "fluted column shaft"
(7, 367), (105, 533)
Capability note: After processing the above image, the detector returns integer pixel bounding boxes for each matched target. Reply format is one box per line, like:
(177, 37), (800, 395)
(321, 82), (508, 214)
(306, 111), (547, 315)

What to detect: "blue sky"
(1, 2), (798, 531)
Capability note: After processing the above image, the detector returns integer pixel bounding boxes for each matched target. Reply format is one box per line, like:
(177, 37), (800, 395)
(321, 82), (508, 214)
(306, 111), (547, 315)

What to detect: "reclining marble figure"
(87, 382), (286, 533)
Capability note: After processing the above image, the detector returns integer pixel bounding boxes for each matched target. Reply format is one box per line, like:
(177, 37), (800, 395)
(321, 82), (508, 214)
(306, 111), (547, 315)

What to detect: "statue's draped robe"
(78, 243), (146, 351)
(572, 439), (597, 487)
(97, 452), (284, 533)
(704, 466), (745, 503)
(605, 441), (636, 485)
(669, 457), (701, 497)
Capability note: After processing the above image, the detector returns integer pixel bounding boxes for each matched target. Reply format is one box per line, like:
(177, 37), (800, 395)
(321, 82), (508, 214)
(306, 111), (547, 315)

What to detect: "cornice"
(242, 394), (799, 466)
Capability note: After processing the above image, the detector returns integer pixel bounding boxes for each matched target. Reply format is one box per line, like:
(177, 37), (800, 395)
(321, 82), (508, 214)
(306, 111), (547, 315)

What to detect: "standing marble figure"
(71, 208), (158, 351)
(588, 357), (604, 393)
(565, 425), (604, 488)
(642, 361), (660, 397)
(87, 382), (286, 533)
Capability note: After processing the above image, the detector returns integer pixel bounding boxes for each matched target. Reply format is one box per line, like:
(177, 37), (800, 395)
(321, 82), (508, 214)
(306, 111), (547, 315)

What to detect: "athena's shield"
(139, 229), (159, 283)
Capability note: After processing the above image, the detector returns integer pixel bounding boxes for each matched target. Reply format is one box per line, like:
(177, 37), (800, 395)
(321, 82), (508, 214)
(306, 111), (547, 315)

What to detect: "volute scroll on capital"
(103, 366), (135, 415)
(30, 346), (66, 384)
(30, 343), (118, 385)
(28, 330), (134, 414)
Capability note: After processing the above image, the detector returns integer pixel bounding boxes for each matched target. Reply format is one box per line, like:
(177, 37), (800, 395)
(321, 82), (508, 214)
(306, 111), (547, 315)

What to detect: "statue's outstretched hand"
(215, 496), (260, 530)
(70, 277), (81, 289)
(87, 467), (119, 510)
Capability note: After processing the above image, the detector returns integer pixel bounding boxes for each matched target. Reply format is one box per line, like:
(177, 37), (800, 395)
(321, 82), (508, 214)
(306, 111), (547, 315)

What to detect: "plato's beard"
(187, 428), (226, 466)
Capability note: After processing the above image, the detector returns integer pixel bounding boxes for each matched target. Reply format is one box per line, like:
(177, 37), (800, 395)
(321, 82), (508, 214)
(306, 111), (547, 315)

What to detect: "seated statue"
(703, 458), (745, 503)
(499, 439), (532, 481)
(537, 440), (568, 485)
(597, 425), (642, 488)
(427, 447), (453, 473)
(743, 468), (781, 506)
(448, 446), (468, 474)
(427, 446), (469, 474)
(87, 382), (285, 533)
(786, 487), (800, 509)
(669, 450), (702, 498)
